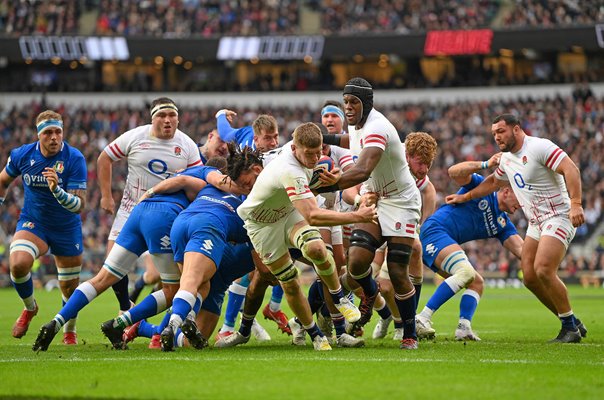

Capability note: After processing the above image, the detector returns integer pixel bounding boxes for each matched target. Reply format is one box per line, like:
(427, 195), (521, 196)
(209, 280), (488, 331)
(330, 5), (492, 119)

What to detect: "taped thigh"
(10, 239), (40, 259)
(102, 243), (140, 279)
(150, 253), (181, 285)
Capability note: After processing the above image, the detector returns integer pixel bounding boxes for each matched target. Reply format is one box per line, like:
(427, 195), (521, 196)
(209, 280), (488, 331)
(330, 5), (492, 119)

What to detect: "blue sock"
(426, 281), (456, 312)
(171, 291), (196, 322)
(354, 274), (378, 297)
(560, 313), (577, 330)
(10, 272), (34, 306)
(395, 293), (417, 339)
(156, 311), (172, 334)
(125, 292), (160, 324)
(224, 290), (245, 329)
(307, 280), (324, 315)
(193, 295), (202, 315)
(304, 321), (322, 341)
(328, 287), (345, 305)
(333, 315), (346, 337)
(271, 285), (284, 304)
(376, 304), (392, 320)
(55, 282), (97, 324)
(138, 320), (156, 338)
(112, 276), (131, 311)
(459, 290), (480, 321)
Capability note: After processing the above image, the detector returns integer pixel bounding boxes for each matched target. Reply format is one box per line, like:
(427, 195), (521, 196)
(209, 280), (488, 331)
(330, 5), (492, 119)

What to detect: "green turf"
(0, 285), (602, 399)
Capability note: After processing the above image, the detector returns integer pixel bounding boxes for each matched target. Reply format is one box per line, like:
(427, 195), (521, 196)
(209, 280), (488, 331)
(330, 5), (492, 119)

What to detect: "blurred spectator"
(1, 0), (81, 36)
(502, 0), (603, 29)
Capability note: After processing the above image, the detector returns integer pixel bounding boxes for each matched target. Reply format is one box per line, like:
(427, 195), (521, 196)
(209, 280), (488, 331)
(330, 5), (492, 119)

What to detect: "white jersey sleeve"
(415, 175), (430, 192)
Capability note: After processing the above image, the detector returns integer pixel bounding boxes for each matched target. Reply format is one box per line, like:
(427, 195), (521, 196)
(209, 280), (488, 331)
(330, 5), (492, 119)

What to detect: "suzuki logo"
(202, 239), (213, 252)
(425, 243), (437, 257)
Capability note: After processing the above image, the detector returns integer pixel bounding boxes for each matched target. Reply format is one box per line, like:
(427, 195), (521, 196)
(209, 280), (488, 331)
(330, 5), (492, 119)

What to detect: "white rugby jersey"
(319, 145), (354, 210)
(494, 135), (570, 226)
(349, 109), (420, 205)
(104, 124), (202, 213)
(238, 146), (314, 224)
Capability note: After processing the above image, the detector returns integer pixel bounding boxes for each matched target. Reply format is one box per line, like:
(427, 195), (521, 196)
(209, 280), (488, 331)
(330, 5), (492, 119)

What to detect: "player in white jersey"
(372, 132), (438, 341)
(220, 122), (376, 351)
(97, 97), (202, 312)
(446, 113), (586, 343)
(317, 77), (423, 349)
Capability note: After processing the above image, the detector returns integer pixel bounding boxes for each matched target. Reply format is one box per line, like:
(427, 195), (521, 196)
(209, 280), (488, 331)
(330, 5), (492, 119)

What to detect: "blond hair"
(293, 122), (322, 148)
(36, 110), (62, 125)
(252, 114), (278, 137)
(405, 132), (437, 165)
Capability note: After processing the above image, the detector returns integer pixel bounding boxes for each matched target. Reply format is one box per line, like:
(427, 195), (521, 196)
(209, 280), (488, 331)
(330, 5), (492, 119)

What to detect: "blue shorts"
(16, 217), (83, 257)
(201, 242), (255, 315)
(419, 219), (457, 272)
(170, 214), (229, 266)
(115, 201), (182, 256)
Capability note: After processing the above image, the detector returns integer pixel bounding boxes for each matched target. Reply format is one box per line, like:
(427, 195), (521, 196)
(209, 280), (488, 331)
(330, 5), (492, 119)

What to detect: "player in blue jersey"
(215, 109), (288, 338)
(32, 157), (243, 351)
(159, 145), (266, 351)
(415, 153), (523, 341)
(0, 110), (87, 344)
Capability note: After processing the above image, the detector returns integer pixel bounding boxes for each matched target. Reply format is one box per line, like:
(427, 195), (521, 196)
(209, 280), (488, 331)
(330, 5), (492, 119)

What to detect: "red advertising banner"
(424, 29), (494, 56)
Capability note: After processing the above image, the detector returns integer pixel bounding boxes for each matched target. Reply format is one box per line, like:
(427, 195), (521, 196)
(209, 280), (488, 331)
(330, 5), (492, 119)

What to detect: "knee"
(280, 279), (300, 296)
(378, 278), (393, 295)
(303, 242), (328, 265)
(10, 261), (32, 277)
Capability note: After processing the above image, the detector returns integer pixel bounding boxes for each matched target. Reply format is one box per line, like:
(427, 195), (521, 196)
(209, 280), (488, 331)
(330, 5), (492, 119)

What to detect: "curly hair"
(405, 132), (438, 165)
(225, 141), (264, 181)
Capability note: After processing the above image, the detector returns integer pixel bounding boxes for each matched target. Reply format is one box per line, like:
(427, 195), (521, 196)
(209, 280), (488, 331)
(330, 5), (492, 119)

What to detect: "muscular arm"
(97, 151), (115, 214)
(420, 181), (436, 223)
(0, 168), (15, 200)
(335, 147), (383, 190)
(143, 175), (207, 203)
(556, 156), (585, 227)
(68, 189), (87, 212)
(445, 174), (505, 204)
(292, 197), (375, 227)
(502, 234), (523, 260)
(215, 111), (239, 143)
(448, 153), (501, 186)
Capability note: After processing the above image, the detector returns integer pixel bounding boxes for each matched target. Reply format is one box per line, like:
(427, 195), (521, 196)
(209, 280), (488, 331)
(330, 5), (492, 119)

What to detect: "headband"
(36, 119), (63, 136)
(321, 105), (345, 123)
(150, 103), (178, 118)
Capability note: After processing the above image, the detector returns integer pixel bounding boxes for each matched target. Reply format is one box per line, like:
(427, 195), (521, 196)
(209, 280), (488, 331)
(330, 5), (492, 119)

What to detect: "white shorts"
(318, 225), (343, 246)
(245, 211), (306, 265)
(378, 260), (390, 280)
(108, 207), (131, 241)
(526, 216), (576, 249)
(377, 197), (421, 238)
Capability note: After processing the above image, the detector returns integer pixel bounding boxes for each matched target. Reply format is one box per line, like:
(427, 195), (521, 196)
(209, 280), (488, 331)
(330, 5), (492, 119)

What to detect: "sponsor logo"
(201, 239), (213, 252)
(54, 160), (64, 174)
(30, 159), (35, 166)
(75, 244), (80, 250)
(23, 174), (31, 185)
(160, 235), (171, 250)
(478, 199), (489, 210)
(139, 143), (151, 149)
(22, 221), (35, 229)
(425, 243), (438, 257)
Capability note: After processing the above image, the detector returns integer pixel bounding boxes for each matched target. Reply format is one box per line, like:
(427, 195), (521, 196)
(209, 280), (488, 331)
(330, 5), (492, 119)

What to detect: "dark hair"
(321, 100), (344, 111)
(225, 142), (263, 181)
(205, 156), (228, 173)
(150, 97), (176, 109)
(492, 114), (520, 127)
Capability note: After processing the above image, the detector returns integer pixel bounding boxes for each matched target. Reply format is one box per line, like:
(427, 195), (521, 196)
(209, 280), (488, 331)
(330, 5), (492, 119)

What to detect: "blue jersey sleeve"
(216, 114), (240, 143)
(496, 214), (518, 244)
(179, 166), (219, 181)
(65, 150), (87, 190)
(5, 147), (23, 178)
(458, 173), (484, 194)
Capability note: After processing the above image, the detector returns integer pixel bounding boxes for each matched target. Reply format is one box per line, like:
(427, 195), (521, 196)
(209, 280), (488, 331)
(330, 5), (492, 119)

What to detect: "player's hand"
(488, 152), (502, 168)
(569, 203), (585, 227)
(356, 203), (378, 224)
(224, 109), (237, 123)
(318, 167), (340, 186)
(445, 193), (469, 204)
(100, 196), (116, 215)
(42, 167), (59, 191)
(361, 192), (379, 207)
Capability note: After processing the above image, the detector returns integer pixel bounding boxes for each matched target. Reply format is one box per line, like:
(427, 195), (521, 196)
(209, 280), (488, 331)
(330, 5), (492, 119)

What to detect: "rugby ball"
(309, 156), (334, 189)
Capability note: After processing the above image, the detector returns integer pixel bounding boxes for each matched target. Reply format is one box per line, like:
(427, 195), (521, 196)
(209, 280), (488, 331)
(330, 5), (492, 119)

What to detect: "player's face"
(321, 112), (343, 134)
(235, 164), (263, 194)
(38, 127), (63, 156)
(500, 188), (521, 214)
(407, 154), (431, 179)
(343, 95), (363, 127)
(491, 121), (517, 153)
(254, 129), (279, 152)
(207, 131), (228, 158)
(152, 110), (179, 139)
(293, 144), (322, 169)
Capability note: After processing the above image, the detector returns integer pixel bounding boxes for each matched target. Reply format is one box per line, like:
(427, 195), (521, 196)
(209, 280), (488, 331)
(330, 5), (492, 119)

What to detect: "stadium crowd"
(1, 90), (603, 286)
(1, 0), (602, 37)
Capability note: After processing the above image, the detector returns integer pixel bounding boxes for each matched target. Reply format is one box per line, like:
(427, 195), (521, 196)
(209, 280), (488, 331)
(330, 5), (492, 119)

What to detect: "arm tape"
(51, 186), (82, 213)
(322, 134), (342, 146)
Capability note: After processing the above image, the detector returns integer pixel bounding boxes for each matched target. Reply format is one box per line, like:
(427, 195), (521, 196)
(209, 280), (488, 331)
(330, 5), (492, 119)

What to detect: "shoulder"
(63, 142), (85, 159)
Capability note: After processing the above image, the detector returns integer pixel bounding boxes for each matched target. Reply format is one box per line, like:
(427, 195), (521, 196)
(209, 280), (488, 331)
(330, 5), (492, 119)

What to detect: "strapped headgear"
(343, 77), (373, 124)
(150, 103), (178, 118)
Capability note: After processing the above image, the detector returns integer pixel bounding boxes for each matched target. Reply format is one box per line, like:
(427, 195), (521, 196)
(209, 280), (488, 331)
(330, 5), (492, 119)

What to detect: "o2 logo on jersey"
(148, 159), (169, 176)
(513, 173), (533, 190)
(478, 199), (489, 211)
(352, 155), (359, 163)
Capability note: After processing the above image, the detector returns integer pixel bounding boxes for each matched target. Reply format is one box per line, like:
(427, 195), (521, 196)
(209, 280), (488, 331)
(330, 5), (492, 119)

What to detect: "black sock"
(112, 276), (131, 311)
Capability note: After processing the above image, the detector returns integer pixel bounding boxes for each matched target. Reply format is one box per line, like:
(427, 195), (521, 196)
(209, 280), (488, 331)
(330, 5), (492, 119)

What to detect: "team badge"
(395, 222), (402, 230)
(53, 161), (64, 174)
(522, 155), (528, 165)
(174, 146), (182, 156)
(497, 216), (507, 228)
(22, 221), (35, 229)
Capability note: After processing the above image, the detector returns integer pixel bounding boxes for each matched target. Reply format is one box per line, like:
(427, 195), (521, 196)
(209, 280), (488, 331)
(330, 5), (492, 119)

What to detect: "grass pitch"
(0, 285), (602, 399)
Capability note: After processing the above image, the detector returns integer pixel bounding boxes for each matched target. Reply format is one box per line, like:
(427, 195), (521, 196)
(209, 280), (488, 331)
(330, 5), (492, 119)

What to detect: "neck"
(511, 131), (526, 153)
